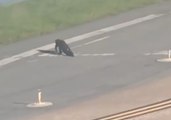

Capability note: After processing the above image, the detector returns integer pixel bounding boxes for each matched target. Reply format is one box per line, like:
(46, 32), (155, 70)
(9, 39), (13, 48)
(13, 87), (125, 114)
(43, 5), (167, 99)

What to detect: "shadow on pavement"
(38, 50), (57, 55)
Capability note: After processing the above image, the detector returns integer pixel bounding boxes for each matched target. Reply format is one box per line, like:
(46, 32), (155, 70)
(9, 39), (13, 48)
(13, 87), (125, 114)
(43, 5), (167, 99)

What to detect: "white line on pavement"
(75, 53), (115, 57)
(84, 36), (110, 45)
(72, 36), (109, 49)
(38, 53), (115, 57)
(0, 14), (164, 67)
(65, 14), (164, 44)
(144, 50), (169, 56)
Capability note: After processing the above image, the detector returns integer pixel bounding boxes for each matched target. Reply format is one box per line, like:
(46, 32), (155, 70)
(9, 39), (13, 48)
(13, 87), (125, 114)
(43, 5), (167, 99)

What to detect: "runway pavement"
(0, 1), (171, 120)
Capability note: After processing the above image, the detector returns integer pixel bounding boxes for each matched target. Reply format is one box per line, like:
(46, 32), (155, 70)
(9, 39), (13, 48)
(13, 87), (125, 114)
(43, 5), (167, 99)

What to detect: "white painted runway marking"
(77, 53), (115, 57)
(72, 36), (109, 49)
(65, 14), (164, 44)
(0, 14), (164, 67)
(146, 50), (171, 63)
(84, 36), (110, 45)
(39, 54), (54, 57)
(145, 50), (169, 56)
(38, 53), (115, 57)
(75, 53), (115, 56)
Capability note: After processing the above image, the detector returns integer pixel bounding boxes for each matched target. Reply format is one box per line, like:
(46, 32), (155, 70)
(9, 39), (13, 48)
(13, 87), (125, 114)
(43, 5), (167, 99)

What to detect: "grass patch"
(0, 0), (167, 44)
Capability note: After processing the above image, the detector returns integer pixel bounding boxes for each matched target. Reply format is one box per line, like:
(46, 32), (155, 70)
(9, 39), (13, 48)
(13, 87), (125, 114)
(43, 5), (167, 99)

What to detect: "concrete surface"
(0, 1), (171, 120)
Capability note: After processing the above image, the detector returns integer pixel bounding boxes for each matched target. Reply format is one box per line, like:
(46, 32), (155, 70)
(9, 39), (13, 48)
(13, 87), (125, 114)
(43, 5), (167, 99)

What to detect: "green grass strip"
(0, 0), (167, 44)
